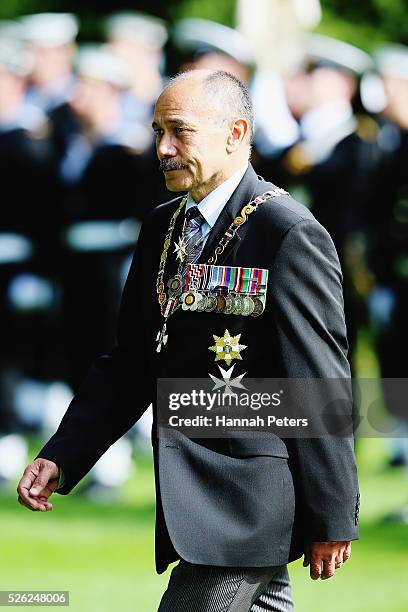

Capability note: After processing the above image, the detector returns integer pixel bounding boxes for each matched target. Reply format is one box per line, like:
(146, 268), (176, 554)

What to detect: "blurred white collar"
(300, 102), (354, 141)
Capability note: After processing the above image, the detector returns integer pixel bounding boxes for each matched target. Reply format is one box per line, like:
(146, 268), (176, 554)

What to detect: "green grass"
(1, 452), (167, 611)
(1, 440), (407, 611)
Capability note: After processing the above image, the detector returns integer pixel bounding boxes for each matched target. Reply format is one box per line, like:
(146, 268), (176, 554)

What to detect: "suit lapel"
(198, 164), (265, 265)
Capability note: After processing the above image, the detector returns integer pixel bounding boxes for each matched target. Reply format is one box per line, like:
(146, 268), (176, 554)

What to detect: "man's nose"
(157, 135), (177, 158)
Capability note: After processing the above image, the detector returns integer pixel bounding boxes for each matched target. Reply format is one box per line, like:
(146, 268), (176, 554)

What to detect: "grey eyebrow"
(152, 119), (191, 129)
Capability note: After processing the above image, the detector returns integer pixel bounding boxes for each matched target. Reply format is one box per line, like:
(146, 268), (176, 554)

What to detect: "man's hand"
(17, 458), (60, 512)
(303, 541), (351, 580)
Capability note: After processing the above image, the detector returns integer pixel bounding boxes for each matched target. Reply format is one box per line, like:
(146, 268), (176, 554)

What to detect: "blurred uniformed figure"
(56, 44), (155, 392)
(104, 13), (169, 204)
(17, 13), (81, 170)
(0, 22), (48, 143)
(60, 44), (152, 190)
(0, 29), (63, 484)
(104, 11), (167, 128)
(54, 45), (154, 498)
(365, 45), (408, 480)
(0, 31), (61, 383)
(266, 35), (380, 372)
(19, 12), (78, 114)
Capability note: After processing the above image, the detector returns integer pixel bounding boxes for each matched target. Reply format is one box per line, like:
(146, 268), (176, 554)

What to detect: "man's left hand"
(303, 541), (351, 580)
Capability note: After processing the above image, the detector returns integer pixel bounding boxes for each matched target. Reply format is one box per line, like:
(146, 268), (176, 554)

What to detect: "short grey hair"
(170, 69), (254, 145)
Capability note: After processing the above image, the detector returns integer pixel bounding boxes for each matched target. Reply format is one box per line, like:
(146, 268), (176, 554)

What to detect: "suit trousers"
(157, 560), (294, 612)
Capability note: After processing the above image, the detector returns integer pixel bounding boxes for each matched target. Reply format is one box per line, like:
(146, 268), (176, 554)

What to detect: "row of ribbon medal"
(166, 263), (269, 317)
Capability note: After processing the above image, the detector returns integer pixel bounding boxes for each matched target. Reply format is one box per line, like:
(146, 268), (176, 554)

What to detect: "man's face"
(152, 78), (231, 200)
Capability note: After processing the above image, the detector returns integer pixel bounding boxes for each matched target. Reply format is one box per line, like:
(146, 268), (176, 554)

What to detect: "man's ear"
(226, 118), (250, 153)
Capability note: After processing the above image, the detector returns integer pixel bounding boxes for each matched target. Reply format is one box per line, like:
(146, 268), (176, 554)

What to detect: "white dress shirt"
(185, 163), (249, 250)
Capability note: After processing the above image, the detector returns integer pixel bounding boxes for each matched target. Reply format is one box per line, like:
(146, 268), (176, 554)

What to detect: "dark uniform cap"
(303, 33), (374, 76)
(172, 18), (254, 67)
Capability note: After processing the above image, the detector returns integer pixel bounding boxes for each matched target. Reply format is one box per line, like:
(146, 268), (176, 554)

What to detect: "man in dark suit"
(17, 70), (360, 611)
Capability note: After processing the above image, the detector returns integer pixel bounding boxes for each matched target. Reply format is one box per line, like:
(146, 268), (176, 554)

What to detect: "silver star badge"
(209, 364), (247, 395)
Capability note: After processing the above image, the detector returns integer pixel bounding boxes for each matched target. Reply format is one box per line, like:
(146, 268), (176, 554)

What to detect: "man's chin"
(164, 170), (191, 192)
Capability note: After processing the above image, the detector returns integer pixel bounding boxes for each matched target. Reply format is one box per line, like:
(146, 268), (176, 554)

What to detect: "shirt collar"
(185, 163), (248, 228)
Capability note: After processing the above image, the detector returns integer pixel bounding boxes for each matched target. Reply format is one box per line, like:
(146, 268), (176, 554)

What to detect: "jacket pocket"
(228, 433), (289, 459)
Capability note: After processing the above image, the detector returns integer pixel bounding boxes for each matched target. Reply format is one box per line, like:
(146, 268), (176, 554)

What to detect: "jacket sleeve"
(56, 468), (65, 490)
(269, 217), (360, 541)
(35, 221), (154, 495)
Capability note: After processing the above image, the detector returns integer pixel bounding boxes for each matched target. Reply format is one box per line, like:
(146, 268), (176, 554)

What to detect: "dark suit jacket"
(36, 164), (360, 574)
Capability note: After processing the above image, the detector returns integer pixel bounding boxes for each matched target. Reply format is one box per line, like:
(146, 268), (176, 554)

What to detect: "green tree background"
(0, 0), (407, 48)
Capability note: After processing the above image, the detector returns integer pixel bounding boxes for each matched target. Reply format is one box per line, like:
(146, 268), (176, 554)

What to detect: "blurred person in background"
(268, 35), (381, 374)
(0, 27), (61, 388)
(55, 45), (155, 498)
(60, 44), (152, 189)
(364, 45), (408, 488)
(20, 12), (78, 114)
(0, 24), (61, 488)
(104, 11), (168, 128)
(57, 44), (153, 389)
(18, 13), (80, 194)
(104, 11), (169, 203)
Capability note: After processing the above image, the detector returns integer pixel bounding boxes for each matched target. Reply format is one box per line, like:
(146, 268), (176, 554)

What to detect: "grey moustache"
(160, 160), (188, 171)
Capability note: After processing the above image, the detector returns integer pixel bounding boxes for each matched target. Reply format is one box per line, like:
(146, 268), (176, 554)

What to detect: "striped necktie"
(184, 205), (206, 264)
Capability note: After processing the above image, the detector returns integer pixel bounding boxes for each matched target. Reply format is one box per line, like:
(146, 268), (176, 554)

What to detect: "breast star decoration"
(208, 329), (247, 366)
